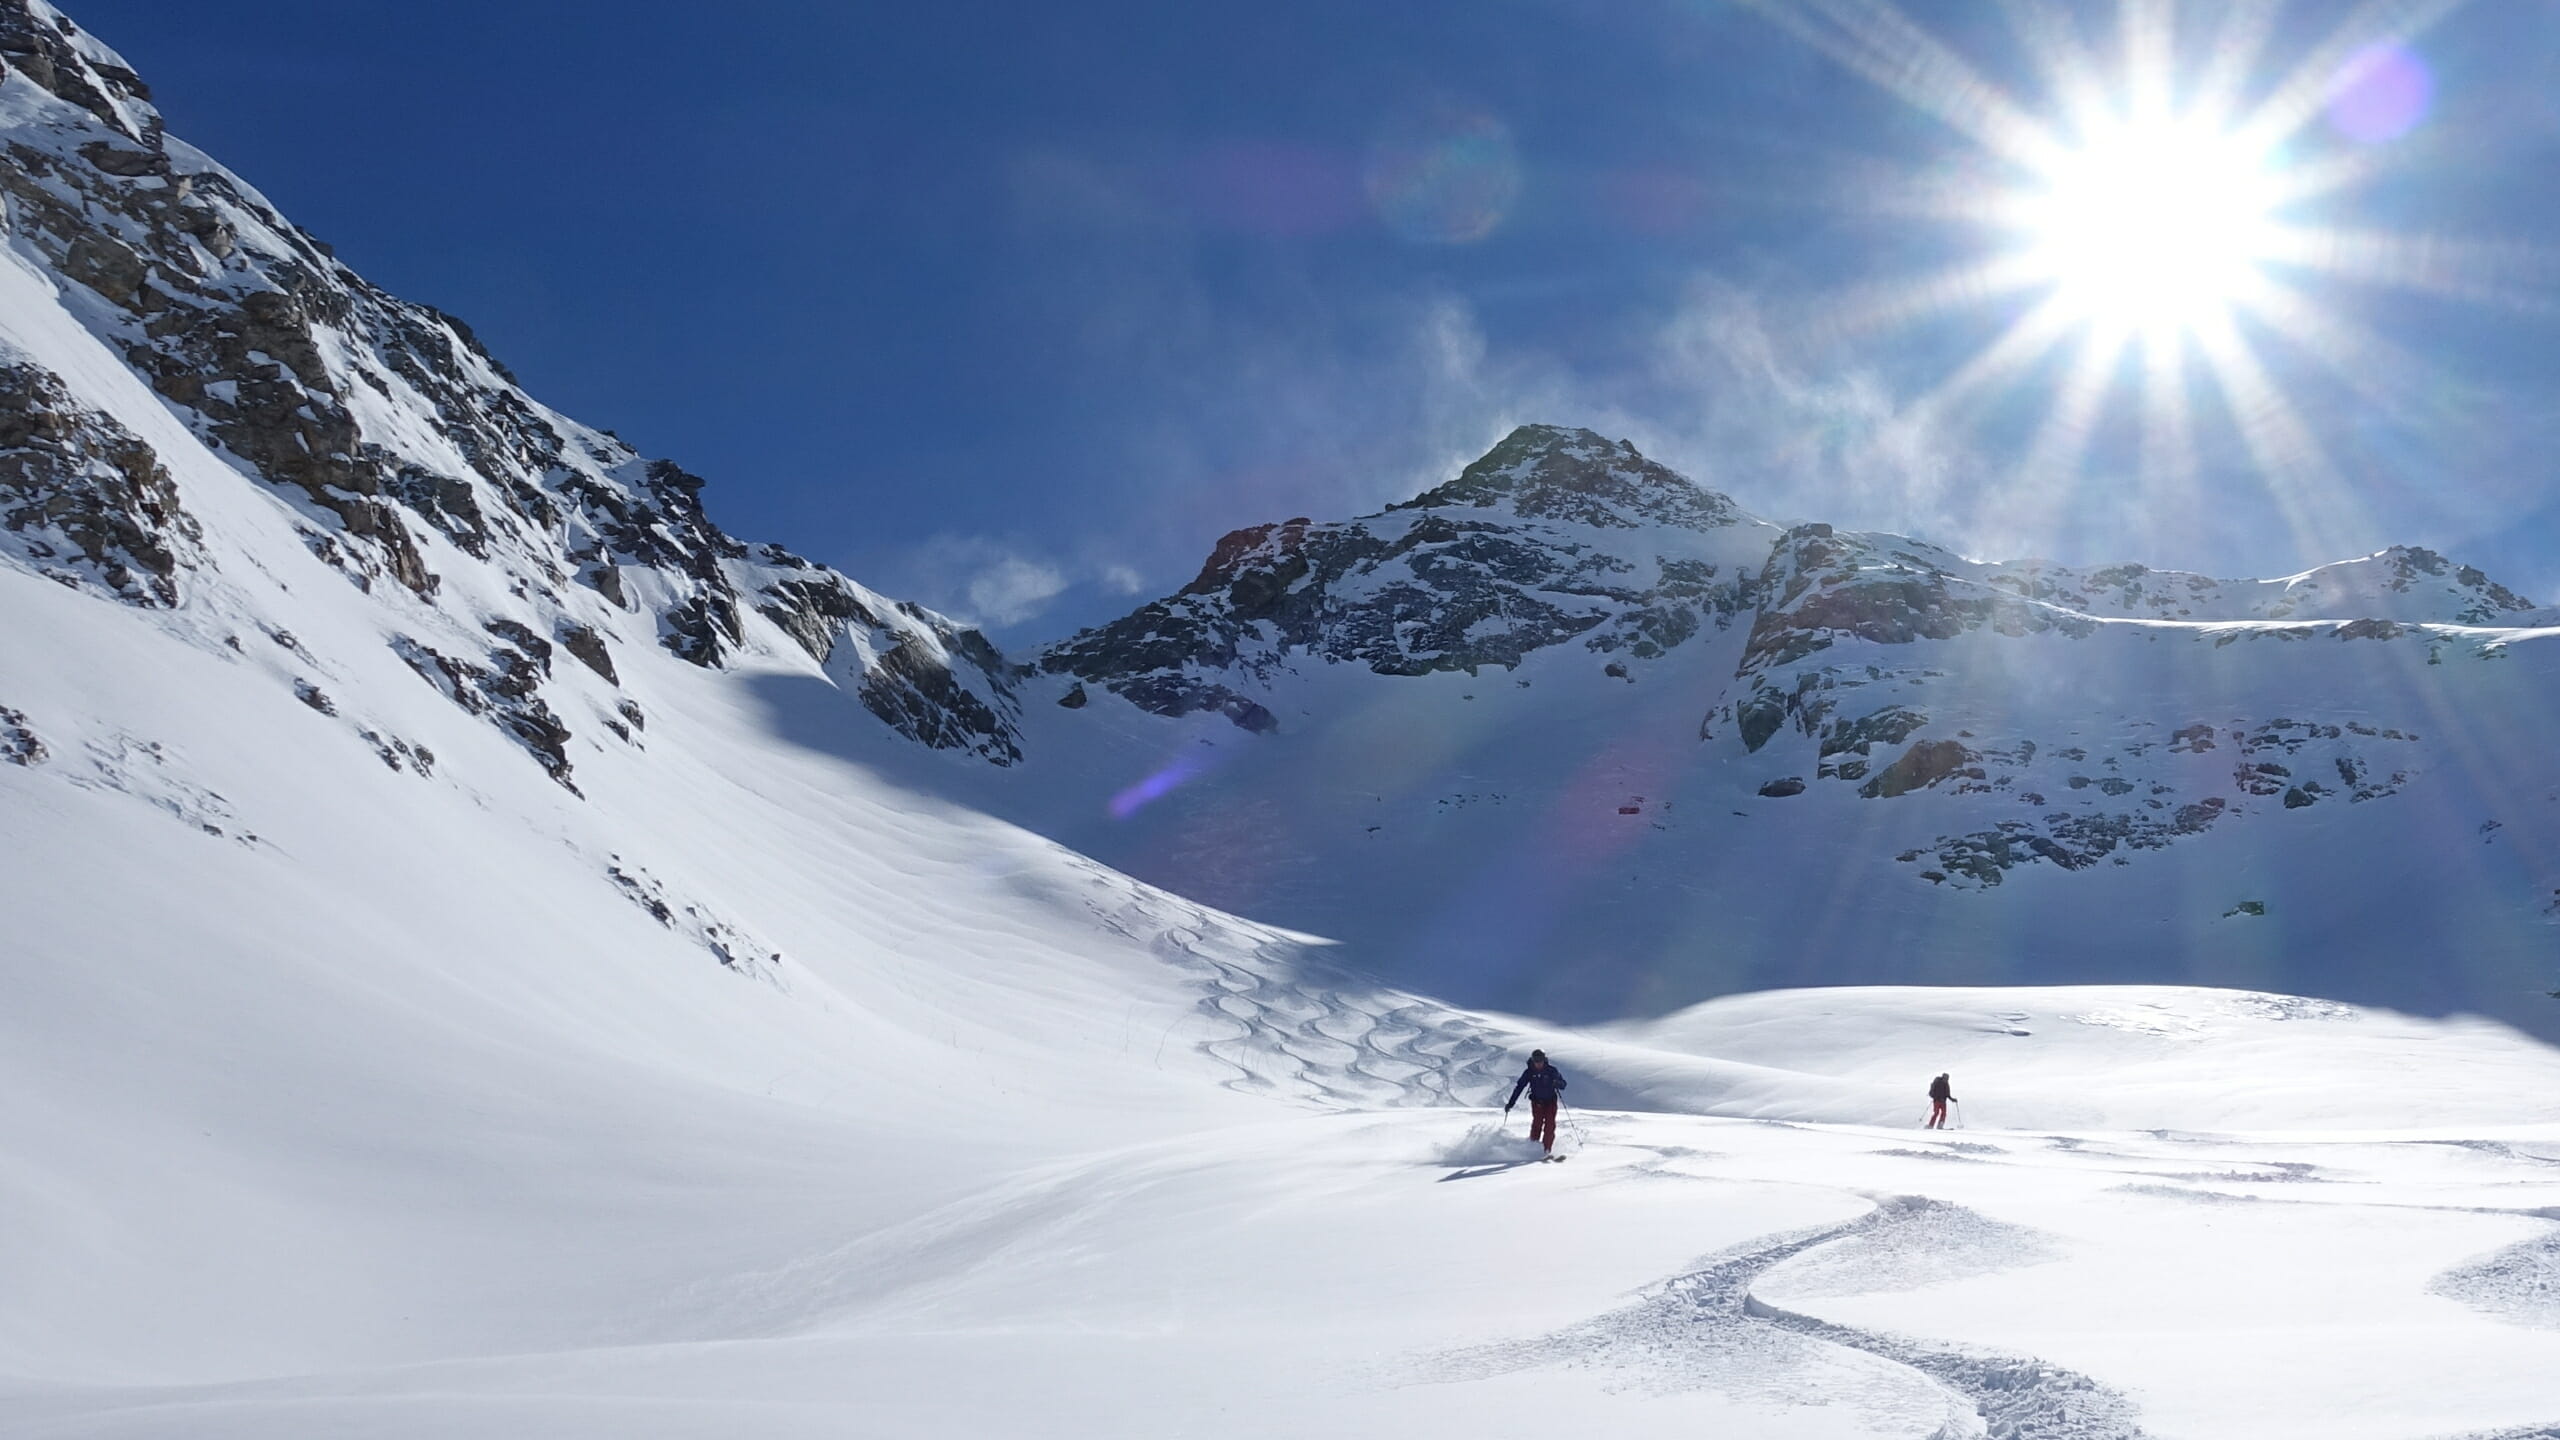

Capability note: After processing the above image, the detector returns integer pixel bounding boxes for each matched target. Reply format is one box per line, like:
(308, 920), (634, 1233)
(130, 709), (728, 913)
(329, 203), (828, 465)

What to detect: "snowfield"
(8, 486), (2558, 1434)
(3, 2), (2559, 1432)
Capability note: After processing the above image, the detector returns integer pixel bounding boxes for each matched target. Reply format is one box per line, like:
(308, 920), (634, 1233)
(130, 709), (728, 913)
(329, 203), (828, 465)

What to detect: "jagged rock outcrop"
(0, 702), (43, 765)
(1041, 424), (1780, 727)
(0, 360), (198, 603)
(391, 635), (577, 791)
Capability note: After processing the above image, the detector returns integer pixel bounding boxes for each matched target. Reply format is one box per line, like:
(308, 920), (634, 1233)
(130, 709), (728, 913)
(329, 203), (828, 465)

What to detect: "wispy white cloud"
(890, 533), (1162, 634)
(965, 554), (1069, 626)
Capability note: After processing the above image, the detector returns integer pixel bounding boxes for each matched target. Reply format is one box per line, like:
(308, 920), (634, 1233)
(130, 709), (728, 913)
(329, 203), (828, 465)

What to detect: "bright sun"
(1764, 0), (2521, 541)
(2016, 118), (2280, 335)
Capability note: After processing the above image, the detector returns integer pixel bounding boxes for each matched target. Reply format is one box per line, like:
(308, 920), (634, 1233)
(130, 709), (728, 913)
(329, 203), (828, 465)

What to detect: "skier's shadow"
(1437, 1159), (1546, 1182)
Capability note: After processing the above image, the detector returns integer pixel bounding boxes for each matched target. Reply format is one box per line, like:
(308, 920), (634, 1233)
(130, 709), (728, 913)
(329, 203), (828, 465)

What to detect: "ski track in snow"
(1424, 1195), (2145, 1439)
(1077, 879), (1522, 1107)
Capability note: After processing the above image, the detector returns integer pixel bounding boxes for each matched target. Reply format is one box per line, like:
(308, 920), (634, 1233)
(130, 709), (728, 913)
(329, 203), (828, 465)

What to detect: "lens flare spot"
(1187, 142), (1362, 237)
(2327, 44), (2432, 145)
(1363, 103), (1521, 244)
(1109, 755), (1206, 820)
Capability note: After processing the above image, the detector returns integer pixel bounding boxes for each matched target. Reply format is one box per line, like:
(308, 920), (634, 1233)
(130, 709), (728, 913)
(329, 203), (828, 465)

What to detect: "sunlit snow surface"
(1, 11), (2558, 1435)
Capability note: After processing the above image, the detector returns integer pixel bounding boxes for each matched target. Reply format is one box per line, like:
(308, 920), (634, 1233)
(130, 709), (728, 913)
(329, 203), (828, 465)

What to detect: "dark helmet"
(1529, 1048), (1547, 1063)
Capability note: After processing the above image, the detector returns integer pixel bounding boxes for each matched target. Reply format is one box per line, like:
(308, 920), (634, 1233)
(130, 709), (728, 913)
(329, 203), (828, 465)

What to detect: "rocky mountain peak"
(1391, 423), (1746, 533)
(1042, 425), (1779, 728)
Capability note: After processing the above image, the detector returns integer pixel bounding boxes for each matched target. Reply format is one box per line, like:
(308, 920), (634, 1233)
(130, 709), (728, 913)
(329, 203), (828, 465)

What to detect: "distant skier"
(1926, 1072), (1957, 1129)
(1506, 1049), (1568, 1155)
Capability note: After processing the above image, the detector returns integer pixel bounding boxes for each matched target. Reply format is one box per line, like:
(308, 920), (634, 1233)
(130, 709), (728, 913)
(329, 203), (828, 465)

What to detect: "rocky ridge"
(0, 0), (1021, 774)
(1040, 424), (1781, 726)
(1707, 520), (2532, 885)
(1035, 423), (2544, 897)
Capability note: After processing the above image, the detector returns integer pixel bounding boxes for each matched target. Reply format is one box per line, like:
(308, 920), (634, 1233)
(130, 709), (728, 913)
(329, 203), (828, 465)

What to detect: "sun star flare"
(2014, 116), (2282, 338)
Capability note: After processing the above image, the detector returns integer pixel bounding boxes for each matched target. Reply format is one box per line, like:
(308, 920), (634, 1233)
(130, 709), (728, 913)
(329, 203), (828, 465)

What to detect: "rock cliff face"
(0, 0), (1019, 769)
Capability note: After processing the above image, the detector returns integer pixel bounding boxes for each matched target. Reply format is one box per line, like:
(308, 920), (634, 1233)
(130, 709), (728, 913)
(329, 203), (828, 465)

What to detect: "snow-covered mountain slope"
(5, 5), (2560, 1436)
(819, 423), (2560, 1034)
(13, 0), (2554, 1044)
(0, 0), (1024, 770)
(0, 0), (1519, 1387)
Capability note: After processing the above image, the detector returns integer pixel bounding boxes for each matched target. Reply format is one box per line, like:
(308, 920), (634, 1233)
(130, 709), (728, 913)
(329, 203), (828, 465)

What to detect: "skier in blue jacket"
(1505, 1049), (1568, 1155)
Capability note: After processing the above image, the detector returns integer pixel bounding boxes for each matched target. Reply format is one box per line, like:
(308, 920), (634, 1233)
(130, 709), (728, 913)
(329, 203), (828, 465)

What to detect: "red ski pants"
(1927, 1099), (1947, 1128)
(1529, 1098), (1558, 1152)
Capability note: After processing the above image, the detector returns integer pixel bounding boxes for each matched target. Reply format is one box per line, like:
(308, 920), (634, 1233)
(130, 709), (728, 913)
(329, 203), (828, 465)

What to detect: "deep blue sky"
(68, 1), (2560, 639)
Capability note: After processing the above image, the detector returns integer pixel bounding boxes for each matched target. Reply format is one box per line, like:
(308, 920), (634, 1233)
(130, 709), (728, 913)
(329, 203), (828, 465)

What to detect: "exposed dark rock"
(617, 698), (645, 732)
(358, 727), (434, 776)
(557, 622), (617, 684)
(1861, 739), (1977, 799)
(1057, 682), (1089, 709)
(1821, 705), (1928, 761)
(1757, 777), (1806, 798)
(391, 635), (577, 791)
(482, 619), (552, 676)
(1388, 424), (1744, 532)
(661, 592), (742, 667)
(0, 704), (44, 765)
(293, 680), (335, 716)
(756, 572), (880, 663)
(1739, 524), (2095, 677)
(1904, 795), (2231, 888)
(858, 635), (1024, 765)
(1221, 695), (1278, 733)
(0, 4), (158, 138)
(0, 363), (199, 605)
(1043, 425), (1766, 725)
(605, 858), (784, 978)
